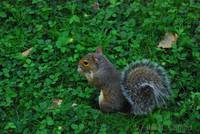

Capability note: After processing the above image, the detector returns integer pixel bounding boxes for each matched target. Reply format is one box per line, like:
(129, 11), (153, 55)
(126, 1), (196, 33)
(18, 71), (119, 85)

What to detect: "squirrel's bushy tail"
(121, 60), (171, 115)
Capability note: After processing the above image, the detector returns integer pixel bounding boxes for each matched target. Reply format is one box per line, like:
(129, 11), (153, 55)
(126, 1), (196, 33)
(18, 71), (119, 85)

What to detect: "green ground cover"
(0, 0), (199, 133)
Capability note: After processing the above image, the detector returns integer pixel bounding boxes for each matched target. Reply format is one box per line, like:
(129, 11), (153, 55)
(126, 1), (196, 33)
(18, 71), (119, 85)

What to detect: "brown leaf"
(48, 99), (63, 110)
(52, 99), (63, 106)
(158, 32), (178, 48)
(22, 47), (33, 57)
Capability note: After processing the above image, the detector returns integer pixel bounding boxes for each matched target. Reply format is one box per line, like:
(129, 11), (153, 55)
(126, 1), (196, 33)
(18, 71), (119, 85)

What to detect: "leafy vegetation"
(0, 0), (199, 133)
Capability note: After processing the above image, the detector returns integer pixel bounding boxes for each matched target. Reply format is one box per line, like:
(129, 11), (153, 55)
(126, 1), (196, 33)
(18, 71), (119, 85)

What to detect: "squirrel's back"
(121, 60), (170, 115)
(78, 47), (171, 114)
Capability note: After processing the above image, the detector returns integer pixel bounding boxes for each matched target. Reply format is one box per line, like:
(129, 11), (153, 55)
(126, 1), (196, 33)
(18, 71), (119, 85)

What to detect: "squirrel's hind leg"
(99, 101), (116, 113)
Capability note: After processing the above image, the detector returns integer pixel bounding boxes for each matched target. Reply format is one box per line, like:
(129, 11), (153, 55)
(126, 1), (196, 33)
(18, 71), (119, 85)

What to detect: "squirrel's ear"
(96, 47), (103, 55)
(92, 54), (99, 63)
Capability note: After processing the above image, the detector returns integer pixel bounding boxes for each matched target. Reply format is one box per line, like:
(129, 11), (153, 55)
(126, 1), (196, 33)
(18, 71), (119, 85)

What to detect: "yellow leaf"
(158, 32), (178, 48)
(22, 47), (33, 57)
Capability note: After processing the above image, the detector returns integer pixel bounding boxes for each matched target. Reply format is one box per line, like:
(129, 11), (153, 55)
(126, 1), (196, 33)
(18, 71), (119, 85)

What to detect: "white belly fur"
(98, 90), (104, 105)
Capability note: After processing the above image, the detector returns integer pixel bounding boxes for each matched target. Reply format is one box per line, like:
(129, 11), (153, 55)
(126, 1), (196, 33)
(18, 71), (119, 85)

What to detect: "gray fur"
(121, 59), (171, 115)
(79, 52), (171, 114)
(92, 55), (127, 112)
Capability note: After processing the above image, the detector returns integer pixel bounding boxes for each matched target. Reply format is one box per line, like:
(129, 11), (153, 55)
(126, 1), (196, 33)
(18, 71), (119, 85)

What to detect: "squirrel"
(78, 47), (171, 115)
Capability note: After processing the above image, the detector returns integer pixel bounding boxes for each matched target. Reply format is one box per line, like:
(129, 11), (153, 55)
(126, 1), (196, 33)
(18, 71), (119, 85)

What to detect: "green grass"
(0, 0), (199, 133)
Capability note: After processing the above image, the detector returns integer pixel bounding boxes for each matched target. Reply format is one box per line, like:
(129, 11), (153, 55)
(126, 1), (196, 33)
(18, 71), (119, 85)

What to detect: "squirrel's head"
(78, 47), (104, 82)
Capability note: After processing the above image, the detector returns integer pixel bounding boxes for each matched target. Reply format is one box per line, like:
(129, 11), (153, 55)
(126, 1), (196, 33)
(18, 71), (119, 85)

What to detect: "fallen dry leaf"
(52, 99), (63, 106)
(158, 32), (178, 48)
(48, 99), (63, 110)
(22, 47), (33, 57)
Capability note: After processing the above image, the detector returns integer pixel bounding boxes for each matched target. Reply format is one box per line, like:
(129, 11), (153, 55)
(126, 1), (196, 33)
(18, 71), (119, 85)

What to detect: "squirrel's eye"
(83, 61), (89, 66)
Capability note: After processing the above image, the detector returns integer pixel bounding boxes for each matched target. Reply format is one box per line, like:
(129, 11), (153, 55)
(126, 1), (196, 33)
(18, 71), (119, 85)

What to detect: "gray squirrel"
(78, 47), (171, 115)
